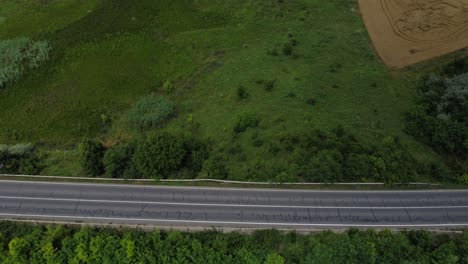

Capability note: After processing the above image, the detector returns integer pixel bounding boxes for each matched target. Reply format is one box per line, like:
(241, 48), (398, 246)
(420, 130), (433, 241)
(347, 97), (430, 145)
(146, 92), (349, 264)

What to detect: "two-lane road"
(0, 180), (467, 229)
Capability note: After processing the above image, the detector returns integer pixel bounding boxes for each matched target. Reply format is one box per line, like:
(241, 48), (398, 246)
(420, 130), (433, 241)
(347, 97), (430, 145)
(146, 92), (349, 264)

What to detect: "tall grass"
(127, 96), (175, 130)
(0, 37), (51, 88)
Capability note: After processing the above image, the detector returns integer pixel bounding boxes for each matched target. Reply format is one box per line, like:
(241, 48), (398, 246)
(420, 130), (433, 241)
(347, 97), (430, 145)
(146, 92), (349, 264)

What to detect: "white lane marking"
(1, 195), (467, 209)
(0, 180), (467, 193)
(0, 213), (467, 227)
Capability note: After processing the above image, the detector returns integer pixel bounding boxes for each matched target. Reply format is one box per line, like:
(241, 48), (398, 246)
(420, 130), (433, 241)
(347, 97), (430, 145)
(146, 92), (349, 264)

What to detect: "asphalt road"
(0, 180), (467, 229)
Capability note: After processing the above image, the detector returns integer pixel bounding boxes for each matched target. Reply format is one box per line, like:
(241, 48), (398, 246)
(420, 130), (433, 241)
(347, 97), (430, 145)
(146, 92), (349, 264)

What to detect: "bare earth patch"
(359, 0), (468, 68)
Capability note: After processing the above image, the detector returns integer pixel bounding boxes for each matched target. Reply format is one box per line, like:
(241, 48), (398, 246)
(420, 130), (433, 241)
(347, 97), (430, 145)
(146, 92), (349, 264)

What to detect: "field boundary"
(0, 173), (440, 186)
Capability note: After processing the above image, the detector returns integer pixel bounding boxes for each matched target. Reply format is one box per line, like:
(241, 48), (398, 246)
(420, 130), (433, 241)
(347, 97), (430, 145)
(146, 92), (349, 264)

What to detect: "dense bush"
(200, 154), (229, 179)
(133, 133), (186, 179)
(293, 129), (417, 185)
(405, 73), (467, 158)
(237, 85), (249, 100)
(182, 137), (211, 173)
(0, 222), (466, 264)
(103, 143), (137, 178)
(0, 143), (42, 174)
(78, 139), (105, 176)
(301, 150), (343, 182)
(233, 112), (260, 133)
(127, 96), (175, 130)
(0, 38), (51, 88)
(102, 135), (211, 179)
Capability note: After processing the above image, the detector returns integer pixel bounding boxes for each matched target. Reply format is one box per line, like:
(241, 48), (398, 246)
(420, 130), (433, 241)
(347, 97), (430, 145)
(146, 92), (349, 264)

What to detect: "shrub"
(133, 133), (186, 179)
(200, 154), (228, 179)
(442, 57), (468, 77)
(405, 73), (468, 158)
(103, 143), (137, 178)
(282, 43), (293, 56)
(162, 80), (174, 93)
(0, 143), (41, 175)
(0, 38), (51, 88)
(300, 150), (343, 183)
(370, 137), (416, 185)
(306, 98), (317, 105)
(236, 86), (249, 100)
(267, 48), (279, 56)
(344, 153), (372, 181)
(182, 137), (210, 173)
(78, 139), (105, 176)
(127, 96), (175, 130)
(233, 112), (260, 133)
(264, 80), (276, 91)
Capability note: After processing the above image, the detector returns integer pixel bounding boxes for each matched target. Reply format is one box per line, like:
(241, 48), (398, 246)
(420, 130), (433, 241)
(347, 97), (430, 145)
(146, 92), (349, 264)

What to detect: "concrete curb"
(0, 174), (440, 186)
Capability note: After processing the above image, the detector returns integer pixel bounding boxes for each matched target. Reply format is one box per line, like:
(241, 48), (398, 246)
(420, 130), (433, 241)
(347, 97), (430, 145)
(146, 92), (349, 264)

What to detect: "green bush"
(0, 222), (467, 263)
(300, 150), (343, 183)
(236, 85), (249, 100)
(286, 128), (420, 184)
(78, 139), (105, 176)
(0, 143), (42, 175)
(405, 74), (468, 158)
(127, 96), (175, 130)
(200, 154), (228, 179)
(233, 112), (260, 133)
(0, 37), (51, 88)
(367, 137), (416, 185)
(282, 43), (293, 56)
(264, 80), (276, 92)
(133, 133), (186, 179)
(182, 137), (210, 173)
(103, 143), (137, 178)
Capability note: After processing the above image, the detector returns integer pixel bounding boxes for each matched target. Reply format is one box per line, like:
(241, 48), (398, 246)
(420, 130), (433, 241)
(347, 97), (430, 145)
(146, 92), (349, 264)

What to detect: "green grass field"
(0, 0), (459, 179)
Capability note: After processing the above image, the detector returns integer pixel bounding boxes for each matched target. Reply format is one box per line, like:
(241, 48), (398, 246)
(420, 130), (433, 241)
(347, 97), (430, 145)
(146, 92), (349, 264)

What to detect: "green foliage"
(282, 43), (293, 56)
(182, 137), (211, 173)
(0, 222), (466, 263)
(103, 143), (137, 179)
(295, 129), (417, 184)
(301, 150), (343, 183)
(0, 143), (41, 174)
(264, 80), (276, 92)
(371, 137), (416, 185)
(78, 139), (105, 176)
(233, 112), (260, 133)
(133, 133), (186, 179)
(200, 154), (228, 179)
(0, 0), (463, 184)
(237, 85), (249, 100)
(127, 96), (175, 131)
(0, 38), (51, 88)
(405, 74), (467, 158)
(162, 80), (174, 93)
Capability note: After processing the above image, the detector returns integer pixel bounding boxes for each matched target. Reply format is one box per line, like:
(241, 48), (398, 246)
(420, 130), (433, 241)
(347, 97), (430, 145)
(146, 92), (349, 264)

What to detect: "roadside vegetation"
(0, 222), (466, 263)
(0, 143), (42, 175)
(0, 0), (466, 184)
(0, 37), (50, 88)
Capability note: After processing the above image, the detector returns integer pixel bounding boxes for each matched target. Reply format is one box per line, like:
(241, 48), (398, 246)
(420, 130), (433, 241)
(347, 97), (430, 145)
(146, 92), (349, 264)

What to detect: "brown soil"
(359, 0), (468, 68)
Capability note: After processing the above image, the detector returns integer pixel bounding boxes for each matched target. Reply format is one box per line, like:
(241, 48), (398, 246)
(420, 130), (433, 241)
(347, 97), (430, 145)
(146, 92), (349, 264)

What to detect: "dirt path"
(359, 0), (468, 68)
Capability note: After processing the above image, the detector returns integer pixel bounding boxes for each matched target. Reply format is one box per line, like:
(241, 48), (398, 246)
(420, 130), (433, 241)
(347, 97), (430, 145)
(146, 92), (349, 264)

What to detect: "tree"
(264, 253), (285, 264)
(8, 237), (30, 262)
(78, 139), (105, 176)
(431, 242), (459, 264)
(133, 133), (186, 179)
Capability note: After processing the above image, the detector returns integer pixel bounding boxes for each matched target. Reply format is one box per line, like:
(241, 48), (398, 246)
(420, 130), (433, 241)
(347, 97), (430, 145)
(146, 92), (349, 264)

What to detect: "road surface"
(0, 180), (467, 229)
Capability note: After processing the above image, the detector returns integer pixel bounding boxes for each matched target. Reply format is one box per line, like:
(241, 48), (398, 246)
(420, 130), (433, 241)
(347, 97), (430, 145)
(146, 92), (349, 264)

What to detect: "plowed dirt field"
(359, 0), (468, 68)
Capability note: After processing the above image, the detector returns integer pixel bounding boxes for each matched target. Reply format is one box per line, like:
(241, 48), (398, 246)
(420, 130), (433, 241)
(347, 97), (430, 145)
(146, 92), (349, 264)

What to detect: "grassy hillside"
(0, 0), (462, 180)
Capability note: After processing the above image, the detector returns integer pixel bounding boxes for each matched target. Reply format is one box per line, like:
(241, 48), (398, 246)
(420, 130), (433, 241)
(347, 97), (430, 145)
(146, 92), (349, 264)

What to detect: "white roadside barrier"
(0, 174), (440, 186)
